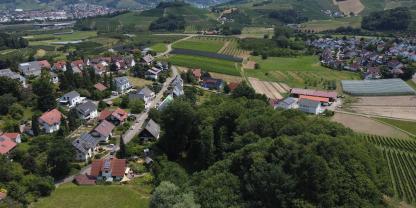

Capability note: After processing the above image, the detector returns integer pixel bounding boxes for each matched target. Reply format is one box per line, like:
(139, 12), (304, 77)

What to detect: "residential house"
(157, 95), (173, 111)
(227, 82), (240, 92)
(276, 97), (298, 110)
(0, 68), (26, 87)
(192, 68), (202, 81)
(38, 109), (62, 133)
(59, 90), (83, 108)
(72, 133), (99, 162)
(365, 67), (381, 80)
(171, 75), (184, 97)
(202, 78), (224, 90)
(113, 76), (131, 93)
(90, 120), (115, 143)
(76, 101), (98, 120)
(108, 108), (128, 125)
(93, 63), (107, 76)
(98, 109), (113, 122)
(18, 61), (42, 77)
(38, 60), (51, 69)
(129, 87), (155, 109)
(141, 54), (154, 65)
(94, 83), (108, 92)
(0, 136), (16, 155)
(71, 60), (85, 73)
(299, 98), (322, 115)
(145, 67), (161, 80)
(290, 88), (337, 102)
(0, 133), (21, 143)
(139, 119), (160, 140)
(90, 157), (127, 182)
(52, 60), (67, 72)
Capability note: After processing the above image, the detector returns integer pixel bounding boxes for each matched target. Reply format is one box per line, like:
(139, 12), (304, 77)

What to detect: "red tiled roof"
(94, 83), (108, 92)
(111, 108), (128, 122)
(228, 82), (240, 91)
(74, 174), (96, 185)
(90, 158), (126, 177)
(93, 120), (115, 137)
(1, 133), (20, 142)
(39, 109), (62, 126)
(290, 88), (337, 99)
(192, 69), (201, 78)
(72, 60), (84, 67)
(54, 61), (66, 70)
(38, 60), (51, 69)
(98, 109), (113, 121)
(0, 137), (16, 154)
(300, 95), (329, 103)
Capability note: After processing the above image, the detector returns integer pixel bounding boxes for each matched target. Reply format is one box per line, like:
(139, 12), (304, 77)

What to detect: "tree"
(0, 77), (21, 98)
(231, 82), (256, 99)
(117, 135), (126, 159)
(129, 99), (145, 114)
(32, 115), (41, 136)
(0, 93), (17, 115)
(223, 84), (230, 94)
(9, 103), (24, 120)
(68, 108), (81, 131)
(47, 140), (74, 179)
(32, 74), (56, 112)
(150, 181), (200, 208)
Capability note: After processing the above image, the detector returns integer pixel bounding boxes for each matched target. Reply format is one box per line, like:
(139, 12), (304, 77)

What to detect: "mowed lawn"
(32, 183), (149, 208)
(246, 56), (360, 89)
(169, 54), (240, 76)
(172, 38), (224, 53)
(150, 43), (167, 53)
(375, 117), (416, 136)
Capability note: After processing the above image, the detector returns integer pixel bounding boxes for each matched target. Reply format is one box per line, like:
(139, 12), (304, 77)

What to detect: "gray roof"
(139, 87), (153, 97)
(341, 79), (416, 96)
(277, 97), (297, 109)
(63, 90), (80, 100)
(0, 68), (25, 82)
(76, 101), (97, 116)
(144, 119), (160, 138)
(171, 75), (184, 96)
(18, 61), (42, 76)
(72, 133), (99, 154)
(114, 76), (130, 86)
(299, 98), (321, 108)
(129, 87), (153, 101)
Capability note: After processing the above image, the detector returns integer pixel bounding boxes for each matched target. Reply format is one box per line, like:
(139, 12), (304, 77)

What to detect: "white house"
(145, 67), (161, 80)
(59, 91), (83, 108)
(72, 133), (99, 162)
(38, 109), (62, 133)
(298, 99), (322, 115)
(76, 101), (98, 120)
(113, 76), (132, 93)
(129, 87), (155, 109)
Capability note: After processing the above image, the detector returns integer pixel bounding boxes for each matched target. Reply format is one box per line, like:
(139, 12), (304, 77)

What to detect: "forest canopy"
(0, 33), (28, 50)
(362, 7), (412, 31)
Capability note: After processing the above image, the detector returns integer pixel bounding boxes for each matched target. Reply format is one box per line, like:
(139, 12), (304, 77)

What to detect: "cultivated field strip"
(248, 77), (288, 100)
(364, 135), (416, 204)
(218, 39), (251, 58)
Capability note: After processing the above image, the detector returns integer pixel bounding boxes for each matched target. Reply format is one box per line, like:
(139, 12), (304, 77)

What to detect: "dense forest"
(0, 33), (28, 50)
(149, 15), (186, 32)
(362, 7), (412, 31)
(148, 85), (391, 208)
(269, 9), (308, 24)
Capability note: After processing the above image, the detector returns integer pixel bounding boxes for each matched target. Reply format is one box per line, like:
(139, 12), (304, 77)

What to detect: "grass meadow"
(301, 16), (362, 32)
(172, 37), (225, 53)
(168, 54), (240, 76)
(246, 56), (361, 89)
(375, 117), (416, 136)
(150, 43), (167, 53)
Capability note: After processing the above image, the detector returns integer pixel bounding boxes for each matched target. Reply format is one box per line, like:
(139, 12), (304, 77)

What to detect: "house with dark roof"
(276, 97), (298, 110)
(72, 133), (99, 162)
(139, 119), (160, 141)
(91, 120), (115, 143)
(113, 76), (131, 93)
(171, 75), (184, 97)
(38, 109), (62, 133)
(18, 61), (42, 77)
(145, 67), (161, 80)
(76, 101), (98, 120)
(202, 78), (224, 90)
(90, 157), (127, 182)
(59, 91), (83, 108)
(0, 68), (26, 87)
(129, 87), (155, 109)
(299, 98), (322, 115)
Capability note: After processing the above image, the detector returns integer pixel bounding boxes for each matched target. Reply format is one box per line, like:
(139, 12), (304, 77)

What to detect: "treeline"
(149, 87), (391, 208)
(0, 33), (28, 50)
(269, 9), (308, 24)
(362, 7), (412, 31)
(149, 15), (186, 32)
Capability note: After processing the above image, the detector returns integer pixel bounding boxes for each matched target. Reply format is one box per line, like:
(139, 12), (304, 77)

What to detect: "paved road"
(123, 66), (179, 144)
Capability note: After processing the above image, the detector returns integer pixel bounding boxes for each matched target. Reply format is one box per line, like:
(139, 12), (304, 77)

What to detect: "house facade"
(113, 76), (131, 93)
(90, 158), (127, 182)
(72, 133), (99, 162)
(139, 119), (160, 141)
(299, 99), (322, 115)
(60, 91), (83, 108)
(0, 68), (27, 87)
(91, 120), (115, 143)
(18, 61), (42, 77)
(276, 97), (298, 110)
(76, 101), (98, 120)
(38, 109), (62, 133)
(129, 87), (155, 109)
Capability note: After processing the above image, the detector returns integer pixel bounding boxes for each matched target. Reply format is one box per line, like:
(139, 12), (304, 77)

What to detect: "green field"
(169, 54), (240, 76)
(172, 37), (225, 53)
(150, 43), (167, 53)
(301, 16), (362, 32)
(27, 31), (98, 46)
(246, 56), (361, 89)
(375, 118), (416, 136)
(32, 183), (149, 208)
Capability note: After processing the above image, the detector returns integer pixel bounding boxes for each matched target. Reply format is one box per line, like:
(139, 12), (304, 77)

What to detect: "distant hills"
(0, 0), (232, 10)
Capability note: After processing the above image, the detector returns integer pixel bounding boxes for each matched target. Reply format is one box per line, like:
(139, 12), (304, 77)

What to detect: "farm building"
(275, 97), (298, 110)
(290, 88), (337, 102)
(341, 79), (416, 96)
(299, 98), (322, 115)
